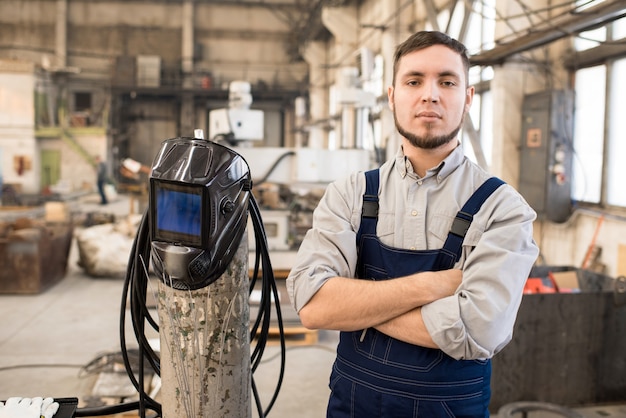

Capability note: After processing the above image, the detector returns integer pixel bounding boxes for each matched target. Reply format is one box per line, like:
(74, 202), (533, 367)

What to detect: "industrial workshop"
(0, 0), (625, 417)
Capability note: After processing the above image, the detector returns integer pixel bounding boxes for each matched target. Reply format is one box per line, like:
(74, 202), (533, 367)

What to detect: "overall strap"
(443, 177), (506, 261)
(357, 169), (380, 239)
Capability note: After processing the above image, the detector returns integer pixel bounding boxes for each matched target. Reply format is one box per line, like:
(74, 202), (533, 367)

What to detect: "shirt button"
(411, 210), (418, 216)
(418, 180), (423, 185)
(410, 246), (416, 250)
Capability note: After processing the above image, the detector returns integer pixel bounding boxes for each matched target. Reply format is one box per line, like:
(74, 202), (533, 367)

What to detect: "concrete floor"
(0, 193), (337, 418)
(1, 193), (625, 418)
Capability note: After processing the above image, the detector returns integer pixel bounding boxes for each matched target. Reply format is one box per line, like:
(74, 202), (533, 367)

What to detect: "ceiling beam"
(423, 0), (441, 31)
(470, 0), (626, 67)
(562, 37), (626, 69)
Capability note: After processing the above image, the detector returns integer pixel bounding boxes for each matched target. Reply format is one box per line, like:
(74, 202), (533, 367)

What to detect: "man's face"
(388, 45), (474, 149)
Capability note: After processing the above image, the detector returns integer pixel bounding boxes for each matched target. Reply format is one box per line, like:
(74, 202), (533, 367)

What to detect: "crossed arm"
(290, 171), (538, 358)
(298, 269), (462, 348)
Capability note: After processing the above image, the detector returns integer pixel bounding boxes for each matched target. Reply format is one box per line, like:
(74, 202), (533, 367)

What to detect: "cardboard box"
(550, 270), (579, 291)
(618, 243), (626, 277)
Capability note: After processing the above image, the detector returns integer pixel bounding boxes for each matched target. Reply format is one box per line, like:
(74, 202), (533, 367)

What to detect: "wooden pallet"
(254, 326), (318, 346)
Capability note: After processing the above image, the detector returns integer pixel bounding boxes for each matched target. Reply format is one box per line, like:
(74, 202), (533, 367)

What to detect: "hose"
(497, 401), (584, 418)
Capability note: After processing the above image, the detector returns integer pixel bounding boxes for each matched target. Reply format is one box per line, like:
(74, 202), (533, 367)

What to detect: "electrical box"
(518, 90), (574, 223)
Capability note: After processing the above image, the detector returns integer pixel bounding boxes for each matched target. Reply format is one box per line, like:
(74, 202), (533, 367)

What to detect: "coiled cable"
(74, 193), (285, 418)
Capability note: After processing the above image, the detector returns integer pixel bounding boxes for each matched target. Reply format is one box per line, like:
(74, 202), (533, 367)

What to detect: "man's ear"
(388, 85), (395, 111)
(465, 85), (475, 113)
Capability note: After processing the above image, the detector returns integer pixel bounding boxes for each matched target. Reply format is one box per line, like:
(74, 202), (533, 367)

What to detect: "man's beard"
(394, 110), (464, 150)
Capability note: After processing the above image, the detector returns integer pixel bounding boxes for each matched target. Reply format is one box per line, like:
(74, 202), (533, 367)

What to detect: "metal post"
(157, 236), (251, 418)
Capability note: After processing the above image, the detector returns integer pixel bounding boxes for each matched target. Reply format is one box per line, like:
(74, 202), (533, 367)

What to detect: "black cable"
(120, 209), (161, 416)
(73, 210), (161, 418)
(248, 195), (286, 416)
(75, 185), (286, 418)
(252, 151), (296, 186)
(74, 401), (148, 417)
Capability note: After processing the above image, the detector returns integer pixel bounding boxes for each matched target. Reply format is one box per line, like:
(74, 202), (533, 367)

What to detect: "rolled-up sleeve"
(286, 173), (364, 313)
(421, 187), (539, 360)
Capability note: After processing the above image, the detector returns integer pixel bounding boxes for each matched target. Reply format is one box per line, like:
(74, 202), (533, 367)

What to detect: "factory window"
(429, 0), (496, 53)
(477, 90), (493, 166)
(74, 92), (92, 112)
(464, 0), (496, 53)
(463, 63), (494, 170)
(606, 57), (626, 207)
(572, 65), (605, 204)
(426, 0), (495, 170)
(574, 26), (606, 51)
(571, 15), (626, 208)
(71, 92), (93, 127)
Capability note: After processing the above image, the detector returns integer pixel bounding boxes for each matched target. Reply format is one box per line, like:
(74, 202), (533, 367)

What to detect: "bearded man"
(287, 31), (539, 417)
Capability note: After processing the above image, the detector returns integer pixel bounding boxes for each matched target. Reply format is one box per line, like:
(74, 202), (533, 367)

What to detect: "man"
(286, 31), (538, 417)
(95, 155), (108, 205)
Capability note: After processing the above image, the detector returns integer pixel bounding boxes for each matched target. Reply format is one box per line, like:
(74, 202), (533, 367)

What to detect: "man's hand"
(425, 268), (463, 300)
(372, 269), (463, 347)
(0, 397), (59, 418)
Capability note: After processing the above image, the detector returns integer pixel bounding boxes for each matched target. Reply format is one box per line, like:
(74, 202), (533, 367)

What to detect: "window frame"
(568, 18), (626, 210)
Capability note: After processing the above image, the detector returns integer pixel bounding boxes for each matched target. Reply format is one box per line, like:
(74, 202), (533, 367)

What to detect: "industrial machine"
(209, 81), (265, 145)
(208, 79), (374, 269)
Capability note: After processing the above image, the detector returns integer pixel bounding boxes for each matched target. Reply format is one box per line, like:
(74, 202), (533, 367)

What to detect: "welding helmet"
(149, 136), (252, 290)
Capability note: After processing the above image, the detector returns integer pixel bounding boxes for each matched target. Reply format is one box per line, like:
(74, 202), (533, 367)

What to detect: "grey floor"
(0, 193), (337, 418)
(1, 193), (625, 418)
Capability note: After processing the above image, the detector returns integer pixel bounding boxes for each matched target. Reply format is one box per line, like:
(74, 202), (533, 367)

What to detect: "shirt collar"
(394, 142), (464, 181)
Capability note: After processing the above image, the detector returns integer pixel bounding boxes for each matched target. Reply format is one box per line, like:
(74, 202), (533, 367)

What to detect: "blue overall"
(327, 169), (505, 418)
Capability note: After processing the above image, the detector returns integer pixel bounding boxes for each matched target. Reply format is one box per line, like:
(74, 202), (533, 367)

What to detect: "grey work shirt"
(286, 144), (539, 360)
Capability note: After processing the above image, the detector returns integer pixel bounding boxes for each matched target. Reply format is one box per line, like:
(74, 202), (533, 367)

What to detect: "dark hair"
(392, 31), (470, 86)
